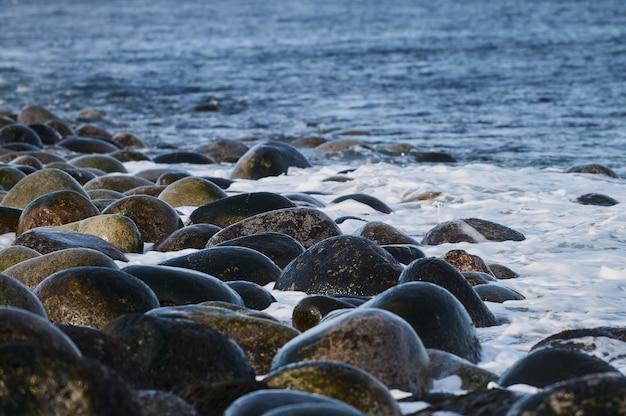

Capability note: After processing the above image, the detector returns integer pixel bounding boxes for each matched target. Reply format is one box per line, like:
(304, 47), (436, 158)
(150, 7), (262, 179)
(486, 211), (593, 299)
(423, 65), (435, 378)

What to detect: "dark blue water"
(2, 0), (626, 169)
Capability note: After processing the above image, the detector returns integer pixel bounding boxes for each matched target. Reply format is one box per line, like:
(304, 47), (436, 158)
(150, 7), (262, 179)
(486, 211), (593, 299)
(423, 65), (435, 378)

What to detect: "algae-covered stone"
(70, 154), (128, 173)
(34, 266), (160, 329)
(155, 223), (221, 252)
(3, 248), (119, 288)
(17, 190), (100, 235)
(355, 221), (419, 245)
(1, 168), (88, 209)
(158, 176), (227, 208)
(0, 246), (40, 272)
(148, 304), (300, 374)
(0, 274), (47, 317)
(230, 141), (311, 180)
(421, 218), (526, 245)
(84, 174), (154, 193)
(101, 195), (183, 245)
(264, 360), (402, 416)
(271, 308), (432, 394)
(103, 313), (255, 391)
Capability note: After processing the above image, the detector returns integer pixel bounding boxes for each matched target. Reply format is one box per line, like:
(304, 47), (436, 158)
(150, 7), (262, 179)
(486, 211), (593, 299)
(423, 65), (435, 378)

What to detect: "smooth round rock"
(211, 232), (305, 269)
(160, 246), (282, 285)
(331, 194), (393, 214)
(363, 281), (482, 363)
(565, 163), (618, 178)
(441, 249), (494, 275)
(399, 257), (499, 328)
(3, 247), (119, 288)
(188, 192), (296, 228)
(271, 308), (432, 394)
(57, 135), (121, 153)
(135, 390), (200, 416)
(124, 184), (167, 197)
(488, 263), (520, 279)
(462, 271), (498, 286)
(195, 138), (249, 163)
(155, 223), (222, 252)
(575, 193), (620, 206)
(291, 295), (356, 332)
(29, 123), (62, 145)
(153, 150), (216, 164)
(70, 154), (128, 173)
(0, 206), (22, 234)
(1, 168), (88, 209)
(382, 244), (426, 264)
(428, 349), (498, 391)
(0, 245), (40, 272)
(226, 280), (276, 310)
(421, 218), (526, 245)
(355, 221), (419, 245)
(18, 104), (60, 125)
(275, 235), (402, 296)
(34, 266), (160, 329)
(0, 274), (47, 317)
(0, 124), (43, 147)
(529, 327), (626, 359)
(0, 165), (26, 190)
(121, 264), (245, 307)
(264, 360), (402, 416)
(101, 195), (184, 245)
(112, 132), (146, 148)
(84, 174), (154, 193)
(103, 313), (255, 391)
(231, 141), (312, 180)
(9, 154), (44, 169)
(74, 124), (112, 139)
(158, 176), (227, 207)
(474, 283), (525, 303)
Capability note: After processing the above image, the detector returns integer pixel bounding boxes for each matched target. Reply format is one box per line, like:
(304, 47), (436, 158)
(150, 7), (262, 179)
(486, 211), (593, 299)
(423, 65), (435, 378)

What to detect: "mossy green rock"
(0, 246), (40, 272)
(43, 214), (144, 253)
(1, 168), (88, 209)
(3, 247), (119, 288)
(34, 266), (160, 329)
(158, 176), (227, 207)
(17, 190), (100, 235)
(271, 308), (432, 394)
(0, 274), (47, 317)
(148, 304), (300, 374)
(265, 360), (402, 416)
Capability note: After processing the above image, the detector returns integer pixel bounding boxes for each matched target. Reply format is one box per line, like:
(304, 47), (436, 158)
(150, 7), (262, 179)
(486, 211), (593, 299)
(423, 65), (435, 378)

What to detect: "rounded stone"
(575, 193), (620, 206)
(46, 119), (75, 138)
(148, 304), (300, 375)
(363, 281), (482, 363)
(382, 244), (426, 264)
(226, 280), (276, 310)
(275, 235), (402, 296)
(101, 195), (184, 245)
(112, 132), (146, 148)
(264, 360), (402, 416)
(153, 150), (216, 164)
(155, 223), (221, 252)
(1, 168), (88, 209)
(17, 104), (60, 125)
(29, 123), (62, 145)
(399, 257), (498, 327)
(124, 184), (167, 197)
(34, 266), (159, 329)
(0, 165), (26, 190)
(158, 176), (227, 207)
(331, 194), (393, 214)
(70, 154), (128, 173)
(488, 263), (520, 279)
(3, 247), (119, 288)
(271, 308), (432, 394)
(441, 249), (495, 275)
(17, 190), (100, 235)
(292, 295), (356, 332)
(10, 154), (44, 169)
(355, 221), (420, 245)
(0, 245), (40, 271)
(57, 135), (121, 153)
(195, 138), (249, 163)
(529, 327), (626, 357)
(462, 271), (498, 286)
(428, 349), (498, 391)
(135, 390), (200, 416)
(75, 124), (112, 139)
(474, 283), (525, 303)
(83, 174), (154, 193)
(121, 264), (245, 307)
(110, 148), (152, 162)
(0, 124), (43, 147)
(0, 274), (47, 317)
(0, 206), (22, 234)
(211, 232), (305, 269)
(231, 141), (312, 180)
(421, 218), (526, 245)
(160, 246), (282, 285)
(103, 313), (255, 391)
(156, 171), (190, 185)
(188, 192), (296, 228)
(565, 163), (618, 178)
(498, 347), (621, 388)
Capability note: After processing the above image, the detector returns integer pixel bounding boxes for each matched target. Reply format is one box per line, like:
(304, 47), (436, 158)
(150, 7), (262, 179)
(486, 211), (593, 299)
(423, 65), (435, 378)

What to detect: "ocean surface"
(2, 0), (626, 412)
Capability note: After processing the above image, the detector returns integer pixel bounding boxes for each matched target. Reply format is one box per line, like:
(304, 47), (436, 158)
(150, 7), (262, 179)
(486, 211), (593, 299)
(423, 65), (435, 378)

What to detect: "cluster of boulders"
(0, 105), (624, 415)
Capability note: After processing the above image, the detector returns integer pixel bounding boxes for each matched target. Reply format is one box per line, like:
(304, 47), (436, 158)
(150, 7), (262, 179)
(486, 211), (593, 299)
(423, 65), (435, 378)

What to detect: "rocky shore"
(1, 105), (625, 415)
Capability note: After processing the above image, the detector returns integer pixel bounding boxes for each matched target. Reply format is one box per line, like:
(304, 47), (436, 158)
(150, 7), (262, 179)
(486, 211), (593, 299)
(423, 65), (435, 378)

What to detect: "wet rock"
(207, 207), (342, 249)
(34, 266), (160, 329)
(331, 194), (393, 214)
(292, 136), (327, 148)
(211, 231), (305, 269)
(474, 283), (525, 303)
(111, 132), (146, 148)
(121, 264), (244, 307)
(283, 192), (326, 208)
(188, 191), (296, 228)
(421, 218), (526, 245)
(382, 244), (426, 264)
(135, 167), (183, 182)
(316, 138), (364, 151)
(44, 163), (100, 185)
(155, 171), (190, 185)
(3, 247), (119, 288)
(0, 124), (43, 147)
(0, 307), (79, 354)
(58, 135), (122, 153)
(529, 327), (626, 364)
(87, 188), (125, 200)
(0, 206), (21, 234)
(17, 104), (60, 125)
(428, 349), (498, 391)
(0, 165), (27, 190)
(17, 190), (100, 235)
(46, 118), (75, 138)
(13, 229), (128, 261)
(83, 173), (154, 193)
(506, 373), (626, 416)
(415, 151), (457, 163)
(356, 221), (420, 245)
(441, 249), (494, 275)
(178, 379), (268, 416)
(10, 154), (44, 169)
(276, 235), (402, 296)
(413, 387), (523, 416)
(271, 308), (432, 393)
(195, 139), (249, 163)
(155, 223), (221, 252)
(224, 389), (362, 416)
(160, 246), (282, 285)
(59, 324), (153, 389)
(124, 184), (167, 197)
(498, 347), (621, 388)
(231, 141), (312, 180)
(462, 271), (498, 286)
(225, 280), (276, 310)
(291, 295), (356, 332)
(135, 390), (200, 416)
(0, 274), (47, 317)
(75, 124), (112, 139)
(565, 163), (618, 178)
(29, 123), (62, 145)
(110, 148), (152, 162)
(70, 154), (128, 173)
(264, 360), (402, 416)
(488, 263), (520, 279)
(575, 193), (619, 206)
(153, 150), (217, 164)
(158, 176), (227, 207)
(44, 214), (143, 253)
(0, 245), (40, 271)
(101, 195), (184, 245)
(399, 257), (499, 328)
(364, 282), (482, 363)
(1, 168), (88, 209)
(0, 343), (140, 415)
(148, 304), (300, 374)
(103, 313), (255, 391)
